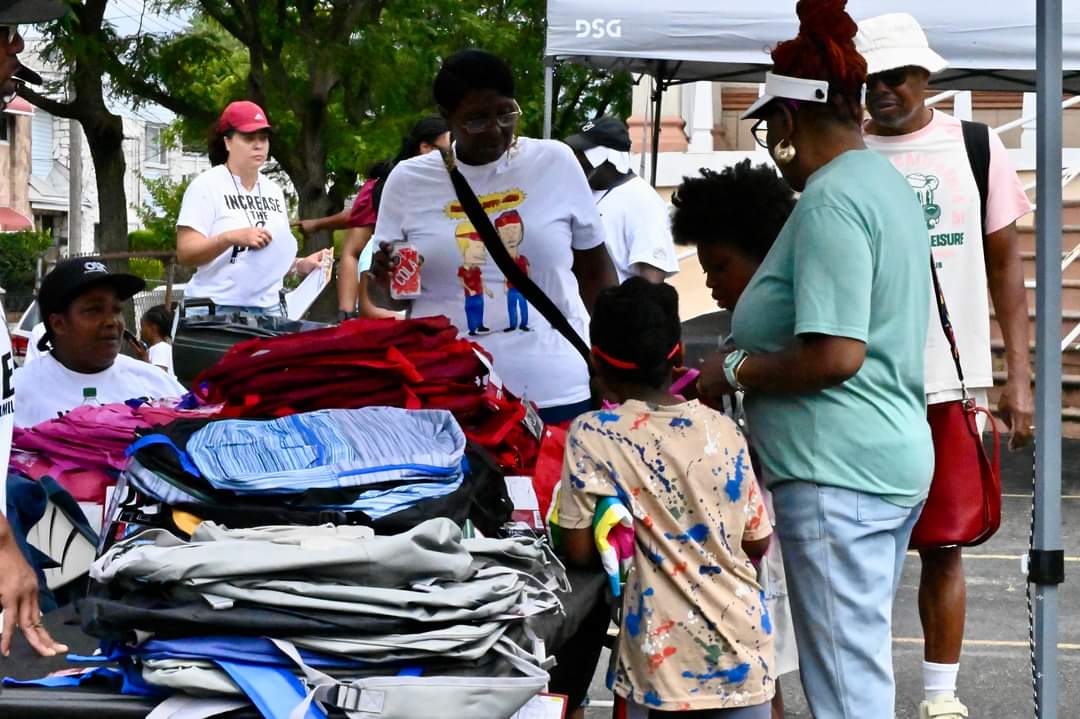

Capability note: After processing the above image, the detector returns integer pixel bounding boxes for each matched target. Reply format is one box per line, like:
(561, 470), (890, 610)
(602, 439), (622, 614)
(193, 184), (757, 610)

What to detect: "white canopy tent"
(544, 3), (1069, 718)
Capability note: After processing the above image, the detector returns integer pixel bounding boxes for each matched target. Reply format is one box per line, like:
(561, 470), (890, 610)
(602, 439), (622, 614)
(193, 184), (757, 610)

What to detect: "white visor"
(741, 72), (831, 120)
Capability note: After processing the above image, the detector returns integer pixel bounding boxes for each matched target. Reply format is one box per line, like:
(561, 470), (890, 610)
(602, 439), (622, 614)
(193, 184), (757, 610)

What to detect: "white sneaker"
(919, 695), (969, 719)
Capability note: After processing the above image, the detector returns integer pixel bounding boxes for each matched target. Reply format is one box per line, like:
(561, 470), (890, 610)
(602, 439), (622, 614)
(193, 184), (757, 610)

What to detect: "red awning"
(3, 97), (34, 116)
(0, 207), (34, 231)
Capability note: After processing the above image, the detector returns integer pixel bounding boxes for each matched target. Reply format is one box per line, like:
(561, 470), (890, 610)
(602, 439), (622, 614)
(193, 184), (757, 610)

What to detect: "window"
(0, 116), (13, 144)
(145, 123), (167, 165)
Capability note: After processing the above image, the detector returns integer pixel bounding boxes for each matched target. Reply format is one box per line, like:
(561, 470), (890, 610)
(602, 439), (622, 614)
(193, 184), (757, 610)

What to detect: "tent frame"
(545, 4), (1068, 716)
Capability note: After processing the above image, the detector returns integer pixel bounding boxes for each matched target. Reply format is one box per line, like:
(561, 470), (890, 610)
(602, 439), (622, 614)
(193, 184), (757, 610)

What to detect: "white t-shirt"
(24, 322), (46, 364)
(373, 138), (605, 408)
(12, 353), (186, 428)
(593, 175), (679, 283)
(147, 341), (174, 376)
(0, 302), (14, 512)
(865, 111), (1032, 395)
(177, 164), (296, 309)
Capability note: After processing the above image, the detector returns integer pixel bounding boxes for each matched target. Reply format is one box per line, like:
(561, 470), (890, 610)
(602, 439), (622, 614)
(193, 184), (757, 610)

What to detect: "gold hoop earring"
(773, 139), (797, 165)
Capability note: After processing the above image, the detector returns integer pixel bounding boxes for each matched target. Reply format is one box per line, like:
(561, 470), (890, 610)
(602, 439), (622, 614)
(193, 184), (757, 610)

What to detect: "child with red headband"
(559, 277), (775, 718)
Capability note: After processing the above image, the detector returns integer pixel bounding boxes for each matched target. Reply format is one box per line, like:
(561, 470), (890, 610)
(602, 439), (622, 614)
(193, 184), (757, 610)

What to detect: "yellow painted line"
(895, 637), (1080, 651)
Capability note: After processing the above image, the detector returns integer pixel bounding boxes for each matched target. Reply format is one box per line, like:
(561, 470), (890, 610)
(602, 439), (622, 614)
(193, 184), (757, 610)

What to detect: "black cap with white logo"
(37, 257), (145, 350)
(0, 0), (69, 88)
(564, 116), (632, 153)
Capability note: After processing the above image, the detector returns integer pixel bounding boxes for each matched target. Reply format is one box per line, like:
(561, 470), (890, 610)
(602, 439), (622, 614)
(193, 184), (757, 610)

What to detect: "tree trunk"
(81, 112), (128, 257)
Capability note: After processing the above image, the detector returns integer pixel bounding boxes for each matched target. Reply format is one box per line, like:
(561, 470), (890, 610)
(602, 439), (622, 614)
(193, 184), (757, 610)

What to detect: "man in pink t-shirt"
(858, 14), (1033, 719)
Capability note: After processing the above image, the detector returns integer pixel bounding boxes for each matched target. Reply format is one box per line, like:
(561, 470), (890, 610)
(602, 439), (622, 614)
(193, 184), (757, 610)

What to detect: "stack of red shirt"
(193, 317), (540, 473)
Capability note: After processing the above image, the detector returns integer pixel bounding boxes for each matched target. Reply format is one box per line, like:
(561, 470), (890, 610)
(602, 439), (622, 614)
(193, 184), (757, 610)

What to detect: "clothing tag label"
(522, 400), (543, 440)
(511, 693), (567, 719)
(505, 476), (540, 511)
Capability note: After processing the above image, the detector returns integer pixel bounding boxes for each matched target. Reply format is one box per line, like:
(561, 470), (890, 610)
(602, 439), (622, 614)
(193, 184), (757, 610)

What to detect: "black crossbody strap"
(444, 153), (592, 366)
(929, 255), (967, 394)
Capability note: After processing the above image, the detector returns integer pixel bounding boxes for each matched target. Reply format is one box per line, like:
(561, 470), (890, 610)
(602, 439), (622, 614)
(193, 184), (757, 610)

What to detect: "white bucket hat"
(856, 13), (948, 76)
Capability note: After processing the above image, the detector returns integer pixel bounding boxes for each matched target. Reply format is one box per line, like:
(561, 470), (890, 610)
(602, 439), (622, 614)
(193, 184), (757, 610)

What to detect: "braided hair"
(590, 277), (682, 389)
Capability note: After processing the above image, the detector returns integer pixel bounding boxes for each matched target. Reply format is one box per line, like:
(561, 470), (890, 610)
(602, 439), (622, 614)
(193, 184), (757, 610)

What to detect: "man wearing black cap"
(0, 0), (74, 659)
(565, 117), (678, 284)
(12, 257), (184, 428)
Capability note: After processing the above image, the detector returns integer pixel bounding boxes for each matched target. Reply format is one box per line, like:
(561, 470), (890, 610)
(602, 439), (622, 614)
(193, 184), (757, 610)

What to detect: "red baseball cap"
(218, 100), (272, 133)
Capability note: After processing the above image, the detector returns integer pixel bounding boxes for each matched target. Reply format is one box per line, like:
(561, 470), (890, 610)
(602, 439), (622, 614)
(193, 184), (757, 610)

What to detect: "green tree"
(20, 1), (132, 257)
(114, 0), (630, 254)
(133, 175), (193, 251)
(0, 229), (53, 293)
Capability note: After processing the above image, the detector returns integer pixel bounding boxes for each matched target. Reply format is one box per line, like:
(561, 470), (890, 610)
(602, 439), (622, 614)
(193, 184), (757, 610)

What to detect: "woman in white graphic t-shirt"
(176, 101), (326, 315)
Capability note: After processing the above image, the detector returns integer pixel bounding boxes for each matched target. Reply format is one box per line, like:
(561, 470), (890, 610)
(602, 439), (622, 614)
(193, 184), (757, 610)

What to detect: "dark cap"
(565, 116), (632, 153)
(0, 0), (67, 24)
(37, 257), (144, 350)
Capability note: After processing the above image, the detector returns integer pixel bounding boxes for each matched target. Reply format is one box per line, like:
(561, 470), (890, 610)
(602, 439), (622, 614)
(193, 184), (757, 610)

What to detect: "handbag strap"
(442, 150), (593, 367)
(929, 256), (968, 397)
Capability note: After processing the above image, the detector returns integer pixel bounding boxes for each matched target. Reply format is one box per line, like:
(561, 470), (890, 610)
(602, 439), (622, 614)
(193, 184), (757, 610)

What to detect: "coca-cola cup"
(390, 243), (422, 300)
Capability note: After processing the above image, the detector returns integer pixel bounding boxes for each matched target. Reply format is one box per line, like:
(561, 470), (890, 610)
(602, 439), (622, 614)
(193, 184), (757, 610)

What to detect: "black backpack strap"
(960, 120), (991, 235)
(443, 151), (593, 366)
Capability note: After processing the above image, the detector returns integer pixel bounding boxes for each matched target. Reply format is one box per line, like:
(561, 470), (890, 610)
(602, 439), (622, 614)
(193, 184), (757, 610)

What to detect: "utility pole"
(68, 118), (83, 255)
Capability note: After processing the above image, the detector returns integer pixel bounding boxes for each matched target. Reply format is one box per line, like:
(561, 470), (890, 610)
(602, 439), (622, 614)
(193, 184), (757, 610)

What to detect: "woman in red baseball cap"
(175, 100), (327, 316)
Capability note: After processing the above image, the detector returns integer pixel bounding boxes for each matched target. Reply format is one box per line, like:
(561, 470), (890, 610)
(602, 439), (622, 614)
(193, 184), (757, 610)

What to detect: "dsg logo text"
(575, 19), (622, 39)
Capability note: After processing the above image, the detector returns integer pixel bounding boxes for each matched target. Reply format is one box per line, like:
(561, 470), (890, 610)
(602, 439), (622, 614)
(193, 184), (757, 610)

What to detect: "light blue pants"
(771, 481), (924, 719)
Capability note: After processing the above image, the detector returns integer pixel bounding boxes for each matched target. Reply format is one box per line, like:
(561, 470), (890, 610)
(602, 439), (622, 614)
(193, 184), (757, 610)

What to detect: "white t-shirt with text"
(0, 305), (13, 511)
(12, 353), (186, 428)
(865, 111), (1032, 395)
(373, 138), (605, 408)
(177, 165), (296, 309)
(594, 175), (679, 283)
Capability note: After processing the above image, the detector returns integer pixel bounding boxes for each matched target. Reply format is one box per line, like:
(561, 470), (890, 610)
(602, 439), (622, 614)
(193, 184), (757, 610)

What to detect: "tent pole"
(650, 66), (665, 187)
(1033, 1), (1064, 718)
(543, 61), (554, 140)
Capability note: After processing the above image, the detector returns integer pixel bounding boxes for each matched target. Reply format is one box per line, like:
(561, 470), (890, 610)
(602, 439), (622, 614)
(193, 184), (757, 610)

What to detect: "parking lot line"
(1002, 493), (1080, 500)
(905, 552), (1080, 562)
(895, 637), (1080, 651)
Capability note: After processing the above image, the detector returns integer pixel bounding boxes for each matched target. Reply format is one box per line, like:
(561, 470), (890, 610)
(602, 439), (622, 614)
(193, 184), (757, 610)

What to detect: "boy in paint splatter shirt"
(560, 278), (774, 715)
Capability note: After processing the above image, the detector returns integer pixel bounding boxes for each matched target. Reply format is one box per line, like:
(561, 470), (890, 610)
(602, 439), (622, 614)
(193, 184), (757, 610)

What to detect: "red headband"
(592, 343), (681, 370)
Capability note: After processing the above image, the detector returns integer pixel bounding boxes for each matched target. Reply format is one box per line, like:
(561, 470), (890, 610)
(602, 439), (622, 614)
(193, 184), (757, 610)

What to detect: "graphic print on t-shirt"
(445, 189), (529, 336)
(222, 191), (284, 262)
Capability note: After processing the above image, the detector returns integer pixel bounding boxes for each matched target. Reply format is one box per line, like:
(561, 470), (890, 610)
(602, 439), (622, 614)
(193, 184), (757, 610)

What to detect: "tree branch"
(18, 86), (77, 120)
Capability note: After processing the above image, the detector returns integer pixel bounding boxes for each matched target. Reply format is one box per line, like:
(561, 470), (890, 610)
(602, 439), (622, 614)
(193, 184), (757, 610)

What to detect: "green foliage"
(129, 257), (166, 282)
(133, 175), (193, 251)
(0, 229), (53, 292)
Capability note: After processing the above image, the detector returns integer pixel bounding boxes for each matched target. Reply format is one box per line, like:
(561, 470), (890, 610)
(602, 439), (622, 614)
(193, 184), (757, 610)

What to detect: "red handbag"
(909, 259), (1002, 549)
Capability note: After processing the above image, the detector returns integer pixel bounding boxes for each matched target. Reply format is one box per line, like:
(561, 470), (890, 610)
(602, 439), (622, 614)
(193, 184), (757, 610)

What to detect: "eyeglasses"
(460, 102), (522, 134)
(868, 67), (913, 89)
(751, 120), (769, 149)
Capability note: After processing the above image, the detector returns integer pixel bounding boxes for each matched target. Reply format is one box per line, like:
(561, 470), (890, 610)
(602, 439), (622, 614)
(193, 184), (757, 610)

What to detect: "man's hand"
(998, 379), (1034, 450)
(0, 529), (68, 657)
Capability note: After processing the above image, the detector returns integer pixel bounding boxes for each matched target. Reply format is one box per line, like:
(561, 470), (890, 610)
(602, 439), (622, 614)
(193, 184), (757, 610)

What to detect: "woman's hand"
(292, 219), (319, 239)
(697, 351), (735, 408)
(294, 249), (331, 276)
(229, 227), (273, 250)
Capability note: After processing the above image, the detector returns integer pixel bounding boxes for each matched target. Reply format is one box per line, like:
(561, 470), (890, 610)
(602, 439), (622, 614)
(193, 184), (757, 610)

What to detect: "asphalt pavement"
(586, 441), (1079, 718)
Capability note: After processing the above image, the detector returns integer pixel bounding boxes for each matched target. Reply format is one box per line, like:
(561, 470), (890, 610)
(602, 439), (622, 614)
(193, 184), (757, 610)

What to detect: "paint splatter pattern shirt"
(560, 399), (774, 711)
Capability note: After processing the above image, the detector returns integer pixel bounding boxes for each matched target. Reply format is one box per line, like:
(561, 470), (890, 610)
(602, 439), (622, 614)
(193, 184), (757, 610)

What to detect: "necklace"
(227, 165), (263, 264)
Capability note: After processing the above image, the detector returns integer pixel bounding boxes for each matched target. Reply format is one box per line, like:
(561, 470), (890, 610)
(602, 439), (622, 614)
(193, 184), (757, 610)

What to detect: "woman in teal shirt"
(697, 2), (933, 717)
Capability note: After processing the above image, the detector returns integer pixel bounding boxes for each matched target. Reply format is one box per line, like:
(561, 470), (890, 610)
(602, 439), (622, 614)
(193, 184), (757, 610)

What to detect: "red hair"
(494, 210), (523, 229)
(771, 0), (866, 120)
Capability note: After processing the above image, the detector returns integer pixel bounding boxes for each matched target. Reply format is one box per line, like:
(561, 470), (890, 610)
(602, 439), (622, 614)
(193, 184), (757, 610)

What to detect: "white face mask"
(584, 145), (632, 175)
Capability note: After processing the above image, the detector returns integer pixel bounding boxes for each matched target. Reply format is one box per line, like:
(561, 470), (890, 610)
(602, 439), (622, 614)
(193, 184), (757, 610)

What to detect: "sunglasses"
(460, 102), (522, 135)
(868, 67), (914, 88)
